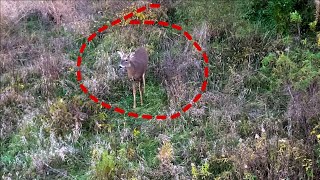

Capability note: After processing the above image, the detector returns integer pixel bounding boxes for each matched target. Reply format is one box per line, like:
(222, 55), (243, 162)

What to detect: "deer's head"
(118, 51), (134, 69)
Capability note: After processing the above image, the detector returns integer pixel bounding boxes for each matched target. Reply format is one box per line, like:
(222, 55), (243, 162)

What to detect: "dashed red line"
(77, 3), (210, 120)
(201, 81), (208, 92)
(156, 115), (167, 120)
(90, 95), (99, 103)
(114, 107), (125, 114)
(88, 33), (96, 42)
(111, 19), (121, 26)
(128, 112), (139, 118)
(170, 112), (181, 119)
(76, 70), (81, 81)
(172, 24), (182, 31)
(193, 42), (202, 51)
(158, 21), (169, 27)
(144, 20), (155, 25)
(203, 52), (208, 63)
(204, 67), (209, 77)
(101, 102), (111, 109)
(149, 3), (160, 8)
(79, 84), (88, 94)
(142, 114), (153, 120)
(137, 6), (147, 13)
(182, 104), (192, 112)
(130, 20), (140, 25)
(124, 12), (134, 20)
(193, 94), (202, 103)
(184, 31), (192, 40)
(77, 56), (82, 66)
(79, 43), (86, 53)
(98, 25), (108, 33)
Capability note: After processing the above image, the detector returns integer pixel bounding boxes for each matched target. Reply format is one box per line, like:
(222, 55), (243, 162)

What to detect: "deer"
(118, 47), (148, 109)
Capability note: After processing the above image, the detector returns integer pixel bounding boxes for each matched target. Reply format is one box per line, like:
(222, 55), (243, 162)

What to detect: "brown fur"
(126, 47), (148, 81)
(118, 47), (148, 108)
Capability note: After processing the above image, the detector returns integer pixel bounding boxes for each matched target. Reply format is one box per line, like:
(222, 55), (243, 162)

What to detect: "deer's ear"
(117, 51), (125, 59)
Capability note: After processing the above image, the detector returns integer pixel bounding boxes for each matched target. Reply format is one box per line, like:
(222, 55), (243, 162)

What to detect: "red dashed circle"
(76, 3), (209, 120)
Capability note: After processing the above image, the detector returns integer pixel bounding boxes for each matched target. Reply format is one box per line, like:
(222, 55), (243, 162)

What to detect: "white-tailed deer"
(118, 47), (148, 109)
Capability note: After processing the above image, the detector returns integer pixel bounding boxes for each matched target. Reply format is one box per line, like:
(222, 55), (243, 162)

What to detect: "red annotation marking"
(79, 84), (88, 94)
(76, 3), (210, 120)
(170, 112), (181, 119)
(101, 102), (112, 109)
(183, 104), (192, 112)
(77, 70), (81, 81)
(88, 33), (96, 42)
(204, 67), (209, 78)
(193, 42), (202, 51)
(142, 114), (153, 120)
(137, 6), (147, 13)
(90, 95), (99, 103)
(184, 31), (192, 40)
(150, 3), (160, 8)
(111, 19), (121, 26)
(98, 25), (108, 33)
(128, 112), (139, 118)
(193, 94), (202, 103)
(156, 115), (167, 120)
(77, 56), (82, 66)
(201, 81), (208, 92)
(158, 21), (169, 27)
(144, 20), (155, 25)
(80, 43), (86, 53)
(130, 20), (140, 25)
(203, 52), (208, 63)
(124, 13), (134, 20)
(172, 24), (182, 31)
(114, 107), (125, 114)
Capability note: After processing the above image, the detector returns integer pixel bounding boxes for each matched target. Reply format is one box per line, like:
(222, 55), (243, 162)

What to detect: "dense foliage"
(1, 0), (320, 179)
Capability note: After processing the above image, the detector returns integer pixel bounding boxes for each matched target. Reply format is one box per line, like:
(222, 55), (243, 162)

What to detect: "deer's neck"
(126, 66), (135, 79)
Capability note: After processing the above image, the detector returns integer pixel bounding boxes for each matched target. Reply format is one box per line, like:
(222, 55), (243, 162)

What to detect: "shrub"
(260, 49), (320, 91)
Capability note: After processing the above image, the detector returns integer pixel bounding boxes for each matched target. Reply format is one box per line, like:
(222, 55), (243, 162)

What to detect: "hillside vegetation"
(1, 0), (320, 179)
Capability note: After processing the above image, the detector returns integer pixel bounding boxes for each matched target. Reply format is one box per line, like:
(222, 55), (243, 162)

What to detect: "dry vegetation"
(1, 0), (320, 179)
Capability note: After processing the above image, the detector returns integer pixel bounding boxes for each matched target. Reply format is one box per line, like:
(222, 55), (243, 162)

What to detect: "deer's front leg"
(139, 81), (143, 105)
(132, 81), (136, 109)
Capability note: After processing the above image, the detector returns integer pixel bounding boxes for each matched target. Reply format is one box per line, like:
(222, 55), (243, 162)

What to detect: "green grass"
(1, 0), (320, 179)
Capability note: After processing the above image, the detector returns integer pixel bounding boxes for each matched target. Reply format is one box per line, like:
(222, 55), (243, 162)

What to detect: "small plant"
(238, 116), (253, 138)
(157, 141), (174, 165)
(191, 159), (217, 179)
(47, 98), (73, 135)
(191, 163), (198, 179)
(244, 172), (257, 180)
(290, 10), (302, 37)
(94, 151), (116, 179)
(133, 128), (140, 138)
(309, 21), (317, 31)
(200, 161), (211, 177)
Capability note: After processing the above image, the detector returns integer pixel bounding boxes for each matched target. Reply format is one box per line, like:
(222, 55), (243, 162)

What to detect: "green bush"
(260, 49), (320, 91)
(246, 0), (314, 34)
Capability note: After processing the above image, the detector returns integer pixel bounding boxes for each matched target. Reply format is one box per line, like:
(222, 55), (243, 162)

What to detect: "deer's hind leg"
(132, 81), (136, 109)
(142, 73), (145, 94)
(139, 81), (143, 105)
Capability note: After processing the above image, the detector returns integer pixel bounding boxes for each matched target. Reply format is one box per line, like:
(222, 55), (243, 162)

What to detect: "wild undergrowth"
(1, 0), (320, 179)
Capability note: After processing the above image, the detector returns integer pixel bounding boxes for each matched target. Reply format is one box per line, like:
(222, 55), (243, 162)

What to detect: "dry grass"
(0, 0), (99, 35)
(1, 0), (320, 179)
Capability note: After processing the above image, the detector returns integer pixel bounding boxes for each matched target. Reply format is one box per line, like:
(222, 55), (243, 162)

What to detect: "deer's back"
(128, 47), (148, 81)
